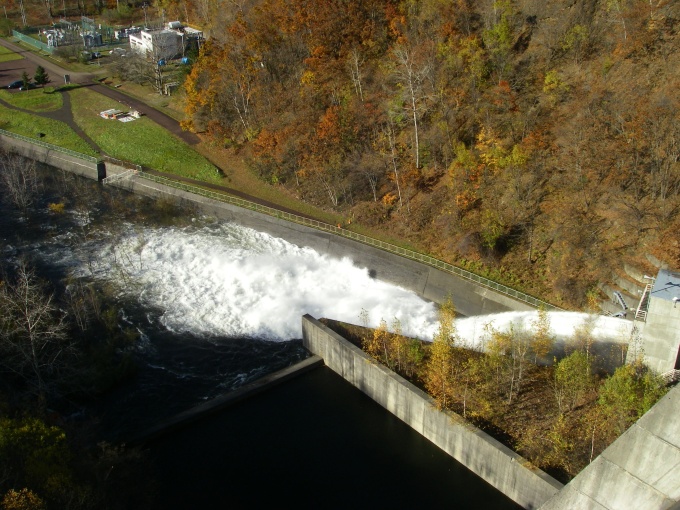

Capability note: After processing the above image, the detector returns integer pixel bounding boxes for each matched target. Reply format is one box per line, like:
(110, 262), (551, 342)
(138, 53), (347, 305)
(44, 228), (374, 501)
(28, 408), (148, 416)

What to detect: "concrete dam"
(2, 132), (678, 510)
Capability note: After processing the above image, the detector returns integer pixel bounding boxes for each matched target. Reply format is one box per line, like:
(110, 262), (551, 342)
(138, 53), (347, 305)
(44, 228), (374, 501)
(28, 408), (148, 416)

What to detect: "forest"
(0, 1), (677, 504)
(175, 0), (679, 307)
(3, 0), (678, 307)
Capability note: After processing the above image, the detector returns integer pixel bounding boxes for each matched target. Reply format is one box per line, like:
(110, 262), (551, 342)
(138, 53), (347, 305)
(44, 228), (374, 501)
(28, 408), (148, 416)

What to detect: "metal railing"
(12, 30), (54, 54)
(635, 283), (653, 322)
(102, 168), (137, 184)
(0, 123), (558, 310)
(102, 154), (142, 171)
(136, 171), (559, 311)
(0, 128), (101, 163)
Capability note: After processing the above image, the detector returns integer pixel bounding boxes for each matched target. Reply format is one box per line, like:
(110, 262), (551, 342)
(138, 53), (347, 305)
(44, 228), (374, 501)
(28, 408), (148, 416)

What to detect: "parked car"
(6, 80), (23, 89)
(19, 82), (36, 91)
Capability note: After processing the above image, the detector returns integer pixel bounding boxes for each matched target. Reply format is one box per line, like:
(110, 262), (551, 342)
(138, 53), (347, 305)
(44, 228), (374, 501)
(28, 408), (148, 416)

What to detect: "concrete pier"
(302, 314), (563, 509)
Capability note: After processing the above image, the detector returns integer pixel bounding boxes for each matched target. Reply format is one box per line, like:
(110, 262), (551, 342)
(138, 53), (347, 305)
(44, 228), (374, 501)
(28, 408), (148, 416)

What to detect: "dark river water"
(0, 166), (520, 509)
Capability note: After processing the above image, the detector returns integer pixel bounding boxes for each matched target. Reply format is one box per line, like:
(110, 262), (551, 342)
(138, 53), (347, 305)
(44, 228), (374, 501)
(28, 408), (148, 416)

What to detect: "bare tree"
(391, 44), (433, 169)
(0, 153), (39, 216)
(347, 47), (365, 102)
(381, 121), (404, 211)
(0, 262), (76, 401)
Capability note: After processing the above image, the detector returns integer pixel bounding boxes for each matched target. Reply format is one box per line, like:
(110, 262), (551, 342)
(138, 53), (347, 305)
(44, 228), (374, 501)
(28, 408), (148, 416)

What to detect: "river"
(0, 166), (520, 508)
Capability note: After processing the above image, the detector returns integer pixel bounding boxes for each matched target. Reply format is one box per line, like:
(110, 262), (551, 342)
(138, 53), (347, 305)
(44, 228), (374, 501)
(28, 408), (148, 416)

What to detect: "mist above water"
(454, 311), (634, 351)
(65, 219), (633, 349)
(74, 221), (441, 341)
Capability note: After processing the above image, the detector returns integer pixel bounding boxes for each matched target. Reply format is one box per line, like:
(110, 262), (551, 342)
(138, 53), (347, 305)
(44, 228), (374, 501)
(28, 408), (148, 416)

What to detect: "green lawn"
(0, 104), (98, 156)
(69, 87), (219, 182)
(0, 45), (23, 63)
(0, 87), (63, 112)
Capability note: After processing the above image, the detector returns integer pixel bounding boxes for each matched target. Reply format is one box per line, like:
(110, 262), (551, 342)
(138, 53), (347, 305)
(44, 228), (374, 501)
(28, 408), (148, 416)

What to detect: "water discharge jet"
(66, 221), (633, 367)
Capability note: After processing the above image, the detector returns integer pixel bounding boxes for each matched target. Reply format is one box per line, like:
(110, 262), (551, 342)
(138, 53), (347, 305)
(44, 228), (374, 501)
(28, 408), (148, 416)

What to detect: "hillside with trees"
(173, 0), (679, 308)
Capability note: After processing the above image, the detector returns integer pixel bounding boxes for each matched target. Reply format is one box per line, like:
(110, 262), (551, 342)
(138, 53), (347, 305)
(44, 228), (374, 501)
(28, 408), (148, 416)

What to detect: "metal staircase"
(635, 282), (653, 321)
(102, 169), (138, 184)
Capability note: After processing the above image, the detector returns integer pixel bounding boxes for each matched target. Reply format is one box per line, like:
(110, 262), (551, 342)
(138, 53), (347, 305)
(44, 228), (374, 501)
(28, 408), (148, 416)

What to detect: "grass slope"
(0, 44), (23, 63)
(0, 87), (63, 112)
(69, 87), (219, 182)
(0, 104), (97, 156)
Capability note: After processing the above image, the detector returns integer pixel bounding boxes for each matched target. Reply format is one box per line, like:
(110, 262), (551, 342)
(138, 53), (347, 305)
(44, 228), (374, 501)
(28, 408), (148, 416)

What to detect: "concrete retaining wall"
(0, 133), (103, 180)
(301, 314), (563, 509)
(127, 355), (324, 446)
(1, 130), (533, 316)
(539, 384), (680, 510)
(120, 176), (533, 317)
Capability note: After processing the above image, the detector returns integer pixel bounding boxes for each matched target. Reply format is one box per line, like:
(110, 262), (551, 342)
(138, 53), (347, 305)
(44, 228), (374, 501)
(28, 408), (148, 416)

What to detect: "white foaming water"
(67, 220), (632, 347)
(454, 311), (634, 350)
(81, 222), (441, 341)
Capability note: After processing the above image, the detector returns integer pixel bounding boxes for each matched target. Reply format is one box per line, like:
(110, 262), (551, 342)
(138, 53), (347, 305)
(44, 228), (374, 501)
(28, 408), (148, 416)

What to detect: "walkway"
(0, 37), (199, 145)
(0, 88), (102, 154)
(0, 37), (323, 220)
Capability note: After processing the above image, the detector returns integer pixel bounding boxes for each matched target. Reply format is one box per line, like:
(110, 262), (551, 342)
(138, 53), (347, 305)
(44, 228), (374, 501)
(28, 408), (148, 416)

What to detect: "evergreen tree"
(20, 71), (29, 89)
(34, 66), (50, 87)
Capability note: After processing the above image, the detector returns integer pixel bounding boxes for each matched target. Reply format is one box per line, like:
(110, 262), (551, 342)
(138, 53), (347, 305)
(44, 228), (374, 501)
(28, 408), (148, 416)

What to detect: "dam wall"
(539, 383), (680, 509)
(301, 314), (563, 509)
(0, 130), (104, 180)
(120, 173), (534, 317)
(0, 129), (538, 316)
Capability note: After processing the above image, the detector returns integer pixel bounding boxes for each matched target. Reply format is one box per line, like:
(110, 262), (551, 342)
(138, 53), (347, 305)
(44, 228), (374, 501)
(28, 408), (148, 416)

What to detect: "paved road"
(0, 37), (199, 145)
(0, 37), (326, 222)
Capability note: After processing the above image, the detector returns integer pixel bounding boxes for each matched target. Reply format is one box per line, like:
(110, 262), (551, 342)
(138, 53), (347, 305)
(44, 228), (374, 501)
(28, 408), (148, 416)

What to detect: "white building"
(128, 22), (203, 61)
(129, 28), (183, 60)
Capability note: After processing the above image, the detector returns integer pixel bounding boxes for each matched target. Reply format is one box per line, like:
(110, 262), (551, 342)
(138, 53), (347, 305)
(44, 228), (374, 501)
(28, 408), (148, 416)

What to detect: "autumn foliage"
(332, 303), (667, 482)
(180, 0), (680, 307)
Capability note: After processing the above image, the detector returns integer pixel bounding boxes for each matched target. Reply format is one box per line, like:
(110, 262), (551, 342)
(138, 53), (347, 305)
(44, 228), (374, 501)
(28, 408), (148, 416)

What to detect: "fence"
(12, 30), (54, 54)
(102, 154), (142, 171)
(0, 128), (100, 163)
(0, 122), (558, 311)
(137, 171), (559, 311)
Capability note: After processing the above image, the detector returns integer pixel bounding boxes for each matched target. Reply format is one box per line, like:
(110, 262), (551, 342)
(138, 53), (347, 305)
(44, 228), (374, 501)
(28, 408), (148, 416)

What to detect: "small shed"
(100, 109), (126, 119)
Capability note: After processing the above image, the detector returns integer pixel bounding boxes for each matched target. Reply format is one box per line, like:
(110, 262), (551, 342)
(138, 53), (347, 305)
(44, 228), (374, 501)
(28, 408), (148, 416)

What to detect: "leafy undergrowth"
(320, 318), (668, 483)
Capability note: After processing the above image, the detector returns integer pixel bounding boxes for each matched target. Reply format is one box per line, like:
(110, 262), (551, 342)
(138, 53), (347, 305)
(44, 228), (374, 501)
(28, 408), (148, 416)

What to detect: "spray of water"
(80, 222), (440, 341)
(69, 221), (632, 347)
(454, 311), (633, 351)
